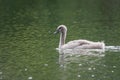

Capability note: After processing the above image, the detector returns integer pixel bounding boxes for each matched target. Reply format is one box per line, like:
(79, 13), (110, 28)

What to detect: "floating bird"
(54, 25), (105, 50)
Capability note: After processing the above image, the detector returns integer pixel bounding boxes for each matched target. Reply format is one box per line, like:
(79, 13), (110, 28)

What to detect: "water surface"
(0, 0), (120, 80)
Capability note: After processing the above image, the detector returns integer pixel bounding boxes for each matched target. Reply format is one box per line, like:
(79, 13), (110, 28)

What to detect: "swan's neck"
(59, 31), (66, 48)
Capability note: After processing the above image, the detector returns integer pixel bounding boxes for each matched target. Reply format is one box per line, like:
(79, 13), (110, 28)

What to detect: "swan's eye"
(58, 27), (63, 31)
(58, 28), (62, 32)
(58, 27), (62, 30)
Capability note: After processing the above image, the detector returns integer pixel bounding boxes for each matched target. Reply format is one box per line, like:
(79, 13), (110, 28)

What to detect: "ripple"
(0, 72), (2, 74)
(77, 75), (81, 77)
(28, 77), (32, 79)
(44, 64), (48, 67)
(105, 46), (120, 52)
(113, 66), (116, 68)
(91, 75), (95, 77)
(78, 64), (82, 66)
(111, 70), (114, 73)
(88, 68), (92, 71)
(25, 68), (27, 71)
(93, 67), (96, 70)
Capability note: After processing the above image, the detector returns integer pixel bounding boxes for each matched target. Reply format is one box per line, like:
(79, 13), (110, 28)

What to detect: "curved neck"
(59, 31), (66, 48)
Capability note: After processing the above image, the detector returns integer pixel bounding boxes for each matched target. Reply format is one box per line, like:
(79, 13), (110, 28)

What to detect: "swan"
(54, 25), (105, 50)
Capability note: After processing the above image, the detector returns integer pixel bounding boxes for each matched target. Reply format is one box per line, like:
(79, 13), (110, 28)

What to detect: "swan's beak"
(54, 30), (59, 34)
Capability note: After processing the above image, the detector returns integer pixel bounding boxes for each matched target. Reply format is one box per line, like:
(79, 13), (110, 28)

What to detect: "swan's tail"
(83, 41), (105, 49)
(100, 41), (105, 49)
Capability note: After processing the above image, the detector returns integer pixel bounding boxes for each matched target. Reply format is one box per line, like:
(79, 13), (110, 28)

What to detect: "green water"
(0, 0), (120, 80)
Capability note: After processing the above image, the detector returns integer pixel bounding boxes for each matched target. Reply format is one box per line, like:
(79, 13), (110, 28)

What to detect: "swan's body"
(54, 25), (105, 50)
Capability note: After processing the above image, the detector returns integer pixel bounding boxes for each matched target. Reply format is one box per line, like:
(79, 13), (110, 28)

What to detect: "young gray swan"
(54, 25), (105, 50)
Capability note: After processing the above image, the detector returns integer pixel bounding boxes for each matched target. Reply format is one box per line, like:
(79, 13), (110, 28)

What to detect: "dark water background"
(0, 0), (120, 80)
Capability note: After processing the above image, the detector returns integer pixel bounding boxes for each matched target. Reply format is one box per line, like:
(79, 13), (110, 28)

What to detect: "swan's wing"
(62, 40), (92, 49)
(62, 42), (80, 49)
(62, 40), (105, 49)
(67, 39), (93, 45)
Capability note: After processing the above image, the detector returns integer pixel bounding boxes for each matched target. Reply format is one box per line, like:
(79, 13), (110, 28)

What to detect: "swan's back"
(61, 39), (105, 50)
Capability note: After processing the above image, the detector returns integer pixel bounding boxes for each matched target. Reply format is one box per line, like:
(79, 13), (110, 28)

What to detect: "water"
(58, 48), (120, 80)
(0, 0), (120, 80)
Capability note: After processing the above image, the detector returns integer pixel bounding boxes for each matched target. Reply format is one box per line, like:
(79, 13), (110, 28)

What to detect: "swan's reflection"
(58, 46), (120, 80)
(58, 46), (120, 66)
(58, 48), (105, 67)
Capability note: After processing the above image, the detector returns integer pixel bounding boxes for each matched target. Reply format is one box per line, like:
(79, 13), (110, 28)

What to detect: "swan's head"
(54, 25), (67, 34)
